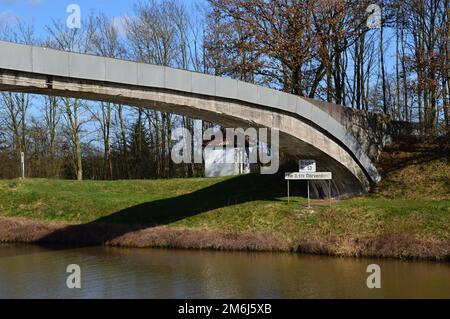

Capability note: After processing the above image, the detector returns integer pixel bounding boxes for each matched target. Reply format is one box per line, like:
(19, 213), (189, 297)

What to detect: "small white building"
(203, 130), (255, 177)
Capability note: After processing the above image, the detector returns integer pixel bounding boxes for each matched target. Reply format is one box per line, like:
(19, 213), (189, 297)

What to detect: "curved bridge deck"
(0, 41), (382, 196)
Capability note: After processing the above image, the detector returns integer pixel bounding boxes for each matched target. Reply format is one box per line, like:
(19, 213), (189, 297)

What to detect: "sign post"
(301, 160), (315, 208)
(328, 180), (331, 207)
(20, 152), (25, 179)
(307, 180), (310, 208)
(285, 171), (333, 208)
(287, 179), (290, 203)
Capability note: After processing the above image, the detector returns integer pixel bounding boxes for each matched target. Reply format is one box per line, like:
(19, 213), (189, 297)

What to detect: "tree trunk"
(380, 21), (388, 114)
(117, 104), (129, 178)
(360, 33), (366, 111)
(396, 17), (401, 120)
(445, 2), (450, 135)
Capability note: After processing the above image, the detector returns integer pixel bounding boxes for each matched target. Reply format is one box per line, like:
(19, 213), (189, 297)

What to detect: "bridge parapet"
(304, 98), (391, 163)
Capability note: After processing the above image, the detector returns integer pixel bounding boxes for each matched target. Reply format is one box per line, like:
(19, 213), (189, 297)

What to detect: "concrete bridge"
(0, 41), (387, 197)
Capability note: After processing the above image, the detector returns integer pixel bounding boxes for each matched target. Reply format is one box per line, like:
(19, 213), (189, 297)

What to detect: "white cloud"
(111, 15), (128, 36)
(0, 10), (19, 28)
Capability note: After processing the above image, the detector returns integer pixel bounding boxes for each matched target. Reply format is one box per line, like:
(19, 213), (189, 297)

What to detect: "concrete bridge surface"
(0, 41), (389, 197)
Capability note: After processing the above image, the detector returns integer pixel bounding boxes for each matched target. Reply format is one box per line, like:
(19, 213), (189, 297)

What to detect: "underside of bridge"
(0, 41), (382, 198)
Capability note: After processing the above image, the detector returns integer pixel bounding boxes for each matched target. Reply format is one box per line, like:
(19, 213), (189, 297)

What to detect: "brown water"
(0, 244), (449, 298)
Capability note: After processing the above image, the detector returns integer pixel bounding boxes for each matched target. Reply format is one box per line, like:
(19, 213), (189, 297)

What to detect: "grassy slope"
(0, 175), (298, 233)
(0, 141), (449, 258)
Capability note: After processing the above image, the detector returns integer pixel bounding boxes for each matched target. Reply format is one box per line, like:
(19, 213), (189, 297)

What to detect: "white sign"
(299, 160), (316, 172)
(285, 172), (332, 180)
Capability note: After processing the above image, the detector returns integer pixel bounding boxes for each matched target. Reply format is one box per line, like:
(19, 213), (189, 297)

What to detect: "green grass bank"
(0, 141), (449, 260)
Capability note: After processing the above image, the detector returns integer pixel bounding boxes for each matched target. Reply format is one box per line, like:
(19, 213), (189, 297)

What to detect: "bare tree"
(42, 96), (60, 177)
(0, 92), (30, 175)
(88, 13), (126, 179)
(44, 19), (95, 180)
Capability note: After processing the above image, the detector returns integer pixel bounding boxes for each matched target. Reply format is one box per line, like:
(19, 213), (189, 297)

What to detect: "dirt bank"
(1, 216), (448, 261)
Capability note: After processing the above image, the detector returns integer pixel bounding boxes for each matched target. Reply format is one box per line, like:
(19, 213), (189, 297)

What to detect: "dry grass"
(372, 139), (450, 199)
(1, 215), (448, 260)
(297, 235), (450, 261)
(0, 216), (290, 252)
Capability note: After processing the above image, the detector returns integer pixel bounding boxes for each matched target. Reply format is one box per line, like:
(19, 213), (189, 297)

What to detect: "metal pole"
(307, 180), (310, 208)
(21, 152), (25, 179)
(287, 180), (290, 203)
(328, 179), (331, 207)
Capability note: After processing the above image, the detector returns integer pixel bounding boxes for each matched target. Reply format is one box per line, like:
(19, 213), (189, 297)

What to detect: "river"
(0, 244), (449, 298)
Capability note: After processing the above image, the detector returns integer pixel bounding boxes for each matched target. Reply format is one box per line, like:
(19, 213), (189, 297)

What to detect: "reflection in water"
(0, 244), (449, 298)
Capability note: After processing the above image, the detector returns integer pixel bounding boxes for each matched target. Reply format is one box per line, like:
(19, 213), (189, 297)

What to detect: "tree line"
(0, 0), (448, 180)
(204, 0), (449, 135)
(0, 0), (207, 180)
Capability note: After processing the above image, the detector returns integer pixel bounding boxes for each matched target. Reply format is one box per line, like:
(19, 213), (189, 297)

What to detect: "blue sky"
(0, 0), (207, 140)
(0, 0), (204, 38)
(1, 0), (397, 103)
(1, 0), (127, 32)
